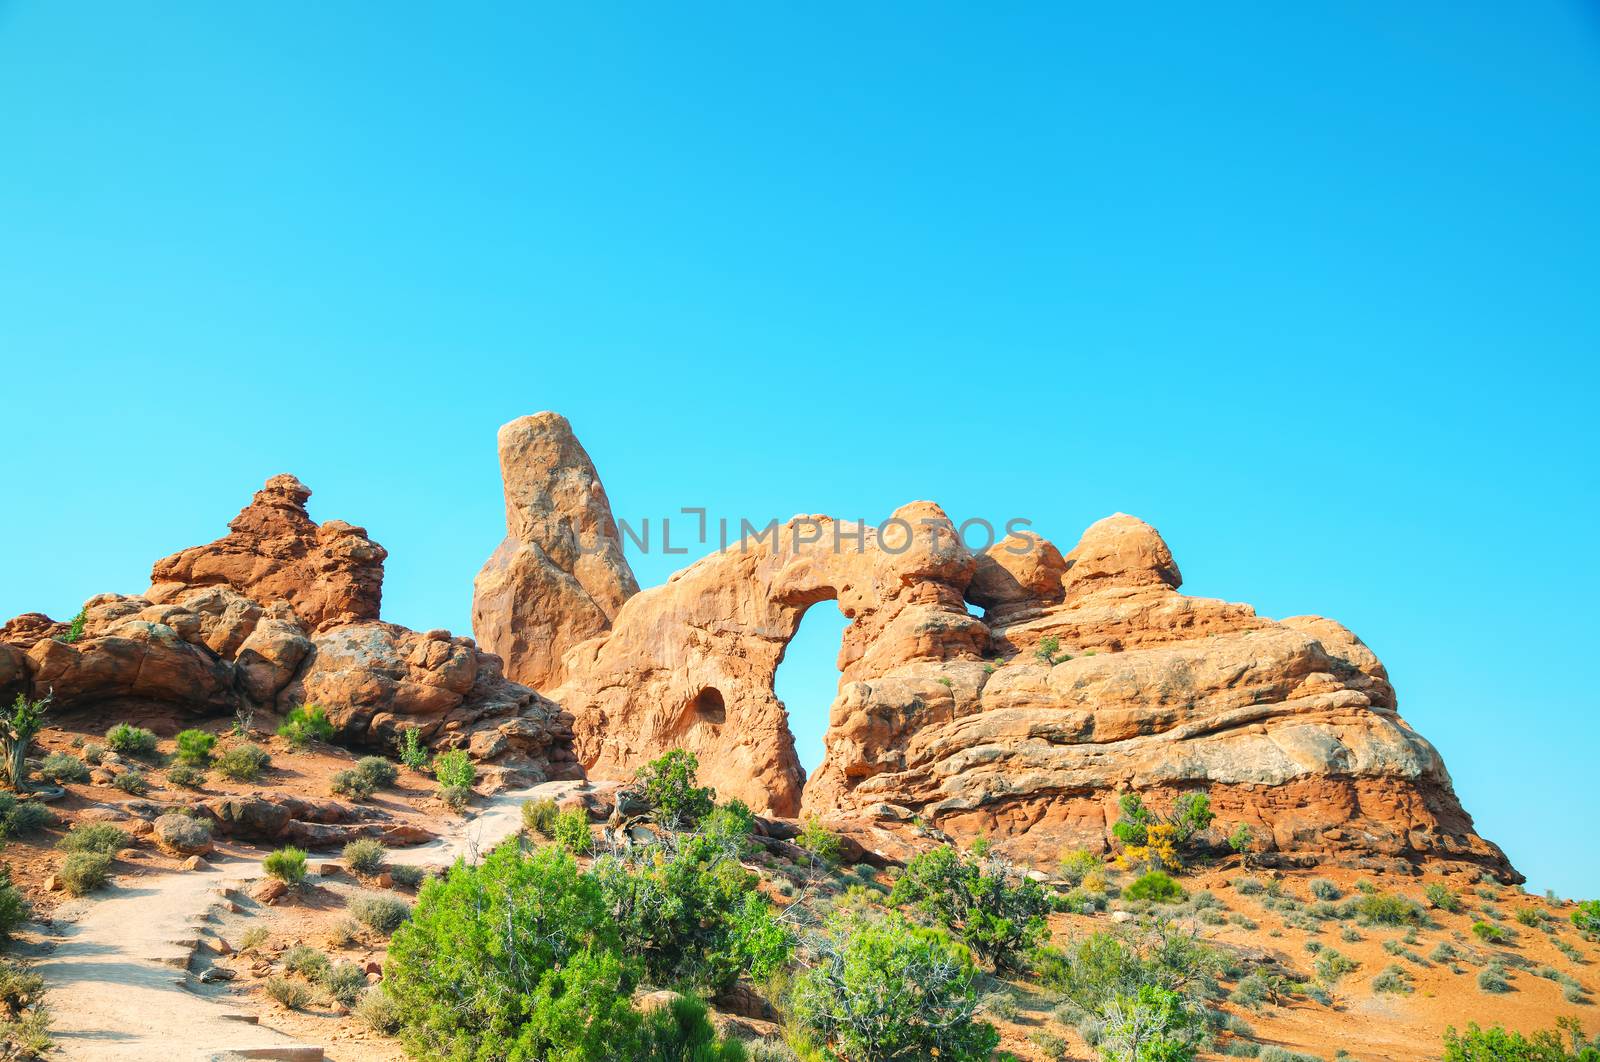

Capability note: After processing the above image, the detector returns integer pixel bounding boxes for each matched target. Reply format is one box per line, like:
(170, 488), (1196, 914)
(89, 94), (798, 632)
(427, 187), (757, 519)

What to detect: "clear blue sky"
(1, 3), (1595, 896)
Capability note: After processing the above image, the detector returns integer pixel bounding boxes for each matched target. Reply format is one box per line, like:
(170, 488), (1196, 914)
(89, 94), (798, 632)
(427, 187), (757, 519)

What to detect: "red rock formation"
(148, 474), (386, 633)
(472, 413), (638, 691)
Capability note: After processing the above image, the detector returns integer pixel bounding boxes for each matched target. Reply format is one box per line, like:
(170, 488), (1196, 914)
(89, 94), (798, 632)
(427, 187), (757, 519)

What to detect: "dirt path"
(34, 785), (556, 1061)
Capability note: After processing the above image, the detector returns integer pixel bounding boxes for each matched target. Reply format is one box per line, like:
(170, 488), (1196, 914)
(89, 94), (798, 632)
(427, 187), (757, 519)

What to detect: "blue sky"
(1, 3), (1595, 895)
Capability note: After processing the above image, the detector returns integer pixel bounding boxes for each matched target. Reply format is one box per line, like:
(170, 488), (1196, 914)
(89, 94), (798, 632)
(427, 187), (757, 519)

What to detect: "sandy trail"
(36, 786), (550, 1061)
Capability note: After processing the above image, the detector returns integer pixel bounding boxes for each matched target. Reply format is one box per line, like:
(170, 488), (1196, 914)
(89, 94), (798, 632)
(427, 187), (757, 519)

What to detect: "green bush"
(215, 742), (271, 781)
(111, 769), (148, 795)
(1060, 848), (1102, 887)
(284, 945), (329, 978)
(356, 756), (398, 788)
(264, 845), (307, 885)
(637, 993), (747, 1061)
(59, 851), (113, 896)
(552, 807), (593, 855)
(1472, 920), (1508, 944)
(595, 832), (792, 994)
(790, 911), (999, 1062)
(343, 839), (387, 875)
(37, 752), (89, 785)
(522, 798), (560, 837)
(432, 749), (475, 790)
(1443, 1020), (1600, 1061)
(1313, 947), (1359, 985)
(278, 704), (335, 748)
(395, 727), (429, 770)
(439, 784), (472, 811)
(386, 844), (642, 1059)
(389, 864), (425, 889)
(1308, 878), (1341, 901)
(1476, 962), (1511, 993)
(349, 892), (410, 934)
(1123, 870), (1186, 904)
(1097, 983), (1202, 1062)
(104, 724), (158, 757)
(321, 961), (367, 1007)
(165, 763), (206, 789)
(888, 844), (1050, 970)
(174, 729), (215, 765)
(331, 768), (377, 800)
(0, 869), (31, 940)
(57, 822), (128, 854)
(1372, 964), (1413, 995)
(265, 975), (311, 1010)
(700, 799), (758, 855)
(0, 795), (52, 837)
(356, 987), (401, 1035)
(1515, 907), (1544, 928)
(1573, 900), (1600, 937)
(1227, 823), (1254, 854)
(1425, 883), (1462, 912)
(1353, 891), (1424, 926)
(634, 749), (716, 830)
(796, 818), (844, 867)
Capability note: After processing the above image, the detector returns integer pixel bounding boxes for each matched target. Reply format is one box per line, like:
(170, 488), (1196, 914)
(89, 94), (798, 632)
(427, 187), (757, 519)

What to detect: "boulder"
(153, 813), (215, 856)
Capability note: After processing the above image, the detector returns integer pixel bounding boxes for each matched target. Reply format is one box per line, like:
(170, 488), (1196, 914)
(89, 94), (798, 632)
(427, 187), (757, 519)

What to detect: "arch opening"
(688, 686), (726, 725)
(773, 598), (849, 788)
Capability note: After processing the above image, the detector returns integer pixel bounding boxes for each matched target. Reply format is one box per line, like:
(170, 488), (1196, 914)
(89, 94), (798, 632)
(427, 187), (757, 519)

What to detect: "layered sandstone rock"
(148, 474), (386, 633)
(472, 413), (639, 690)
(4, 476), (581, 783)
(551, 496), (1515, 879)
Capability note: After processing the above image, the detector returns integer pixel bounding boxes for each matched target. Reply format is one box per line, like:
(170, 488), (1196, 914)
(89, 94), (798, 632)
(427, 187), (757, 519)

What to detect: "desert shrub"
(1425, 883), (1462, 912)
(552, 807), (593, 855)
(321, 961), (367, 1007)
(278, 704), (335, 748)
(1230, 970), (1288, 1009)
(1258, 1050), (1323, 1062)
(637, 991), (748, 1061)
(1060, 848), (1102, 887)
(104, 723), (158, 758)
(174, 729), (215, 765)
(81, 743), (106, 765)
(796, 818), (844, 867)
(1314, 947), (1359, 985)
(1430, 941), (1461, 963)
(1124, 870), (1186, 904)
(1308, 878), (1341, 901)
(439, 784), (472, 811)
(0, 796), (52, 837)
(522, 798), (560, 837)
(165, 763), (206, 789)
(239, 926), (269, 952)
(349, 892), (410, 935)
(265, 975), (311, 1010)
(1037, 918), (1226, 1020)
(889, 844), (1050, 970)
(1574, 900), (1600, 937)
(0, 694), (51, 793)
(386, 844), (644, 1058)
(431, 748), (475, 791)
(1354, 891), (1424, 927)
(111, 769), (148, 795)
(1236, 877), (1265, 895)
(57, 822), (128, 854)
(1097, 983), (1203, 1061)
(389, 864), (425, 889)
(284, 945), (329, 978)
(343, 839), (386, 875)
(790, 910), (999, 1062)
(331, 768), (377, 800)
(0, 958), (44, 1016)
(1228, 823), (1254, 854)
(699, 799), (758, 854)
(1443, 1020), (1600, 1061)
(1371, 964), (1412, 994)
(634, 749), (715, 830)
(0, 869), (30, 940)
(595, 832), (792, 994)
(1472, 920), (1508, 944)
(1515, 907), (1545, 928)
(59, 851), (113, 896)
(1477, 962), (1512, 993)
(37, 753), (88, 785)
(215, 742), (270, 781)
(395, 727), (429, 769)
(355, 755), (398, 788)
(356, 987), (402, 1035)
(263, 845), (307, 885)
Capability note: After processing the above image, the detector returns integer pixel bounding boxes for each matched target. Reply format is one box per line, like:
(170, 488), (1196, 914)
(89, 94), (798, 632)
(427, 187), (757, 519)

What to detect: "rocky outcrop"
(472, 413), (638, 691)
(551, 490), (1516, 879)
(3, 476), (581, 783)
(148, 474), (386, 633)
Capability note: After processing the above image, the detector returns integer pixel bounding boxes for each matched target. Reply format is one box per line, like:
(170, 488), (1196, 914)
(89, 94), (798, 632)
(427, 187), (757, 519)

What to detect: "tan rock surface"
(148, 473), (386, 633)
(472, 412), (638, 690)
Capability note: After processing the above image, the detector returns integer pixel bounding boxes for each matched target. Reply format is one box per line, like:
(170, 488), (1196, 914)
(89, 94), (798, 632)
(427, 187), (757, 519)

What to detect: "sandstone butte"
(1, 412), (1519, 884)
